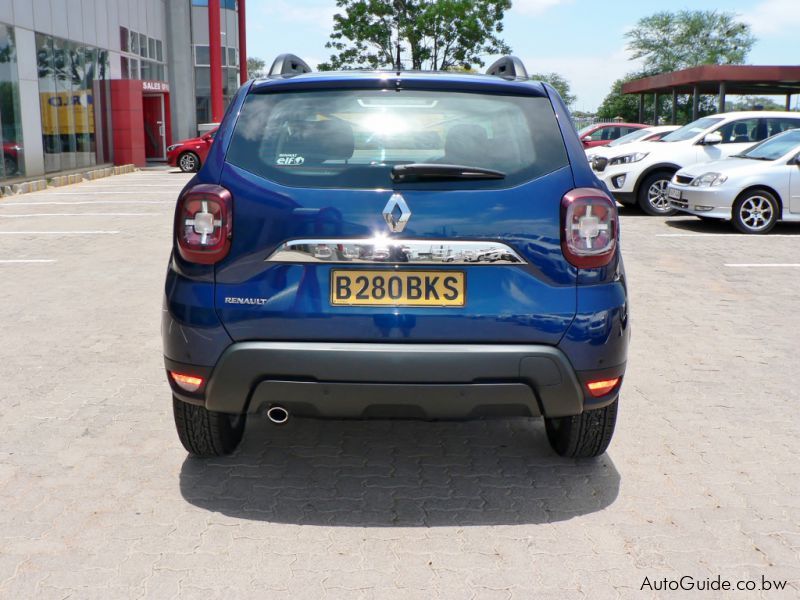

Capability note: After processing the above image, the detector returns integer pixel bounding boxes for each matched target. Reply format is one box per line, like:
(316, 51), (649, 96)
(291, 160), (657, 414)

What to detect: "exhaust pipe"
(266, 405), (289, 425)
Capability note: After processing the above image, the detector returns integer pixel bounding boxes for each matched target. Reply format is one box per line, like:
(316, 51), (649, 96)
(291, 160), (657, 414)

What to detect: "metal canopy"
(621, 65), (800, 123)
(622, 65), (800, 96)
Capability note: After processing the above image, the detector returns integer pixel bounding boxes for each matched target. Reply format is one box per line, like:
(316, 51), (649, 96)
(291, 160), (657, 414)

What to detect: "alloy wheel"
(179, 153), (198, 172)
(4, 157), (17, 177)
(647, 179), (672, 213)
(739, 195), (774, 232)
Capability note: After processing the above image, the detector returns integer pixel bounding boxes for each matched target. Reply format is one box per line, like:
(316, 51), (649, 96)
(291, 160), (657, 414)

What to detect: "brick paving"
(0, 169), (798, 598)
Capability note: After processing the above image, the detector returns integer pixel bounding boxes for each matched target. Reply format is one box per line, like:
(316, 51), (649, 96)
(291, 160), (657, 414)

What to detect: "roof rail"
(485, 56), (528, 80)
(268, 54), (312, 77)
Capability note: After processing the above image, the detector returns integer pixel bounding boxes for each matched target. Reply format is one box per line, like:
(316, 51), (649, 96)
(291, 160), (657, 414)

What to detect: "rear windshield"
(225, 89), (568, 189)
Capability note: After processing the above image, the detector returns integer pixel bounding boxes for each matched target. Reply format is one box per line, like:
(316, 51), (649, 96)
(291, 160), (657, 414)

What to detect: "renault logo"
(382, 193), (411, 233)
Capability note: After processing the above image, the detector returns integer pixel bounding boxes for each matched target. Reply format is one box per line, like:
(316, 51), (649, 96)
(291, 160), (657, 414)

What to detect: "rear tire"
(544, 398), (618, 458)
(172, 397), (246, 457)
(178, 151), (200, 173)
(3, 155), (18, 177)
(637, 172), (677, 216)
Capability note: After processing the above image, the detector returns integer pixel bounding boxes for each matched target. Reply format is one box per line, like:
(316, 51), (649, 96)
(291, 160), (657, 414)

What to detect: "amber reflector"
(170, 372), (205, 393)
(586, 377), (620, 398)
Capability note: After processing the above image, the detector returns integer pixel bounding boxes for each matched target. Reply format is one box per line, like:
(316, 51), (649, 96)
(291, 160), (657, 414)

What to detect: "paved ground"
(0, 168), (798, 599)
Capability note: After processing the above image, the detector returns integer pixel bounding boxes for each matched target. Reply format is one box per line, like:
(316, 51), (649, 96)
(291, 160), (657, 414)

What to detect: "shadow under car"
(179, 417), (620, 527)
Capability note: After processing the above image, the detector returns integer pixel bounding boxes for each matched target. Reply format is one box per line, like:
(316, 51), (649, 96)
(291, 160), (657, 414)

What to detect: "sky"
(246, 0), (800, 112)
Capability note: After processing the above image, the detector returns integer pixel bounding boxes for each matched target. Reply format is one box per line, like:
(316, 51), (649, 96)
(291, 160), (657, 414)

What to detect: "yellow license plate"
(330, 270), (465, 307)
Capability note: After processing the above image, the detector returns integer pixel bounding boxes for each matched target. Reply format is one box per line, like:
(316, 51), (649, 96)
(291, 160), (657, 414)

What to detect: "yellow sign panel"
(330, 270), (466, 307)
(40, 91), (95, 136)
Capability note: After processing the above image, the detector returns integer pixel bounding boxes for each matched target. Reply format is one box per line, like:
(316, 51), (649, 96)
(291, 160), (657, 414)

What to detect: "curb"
(0, 164), (138, 197)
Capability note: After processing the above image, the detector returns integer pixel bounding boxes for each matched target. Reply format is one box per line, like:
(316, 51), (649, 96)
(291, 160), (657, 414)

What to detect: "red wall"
(110, 80), (146, 167)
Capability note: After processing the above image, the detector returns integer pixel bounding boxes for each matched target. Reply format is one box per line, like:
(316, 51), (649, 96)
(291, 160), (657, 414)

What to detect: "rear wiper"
(391, 163), (506, 182)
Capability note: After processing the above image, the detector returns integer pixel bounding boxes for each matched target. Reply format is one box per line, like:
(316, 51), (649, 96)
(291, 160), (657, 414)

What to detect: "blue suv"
(163, 55), (629, 459)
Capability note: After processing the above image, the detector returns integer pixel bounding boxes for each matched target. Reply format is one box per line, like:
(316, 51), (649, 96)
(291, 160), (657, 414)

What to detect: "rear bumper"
(613, 192), (636, 206)
(166, 342), (625, 419)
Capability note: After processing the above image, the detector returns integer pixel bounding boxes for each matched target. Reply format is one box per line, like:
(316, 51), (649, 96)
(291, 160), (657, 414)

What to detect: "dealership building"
(0, 0), (247, 182)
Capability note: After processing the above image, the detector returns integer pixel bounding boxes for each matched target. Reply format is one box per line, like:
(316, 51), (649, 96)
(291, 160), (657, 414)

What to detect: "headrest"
(280, 119), (354, 163)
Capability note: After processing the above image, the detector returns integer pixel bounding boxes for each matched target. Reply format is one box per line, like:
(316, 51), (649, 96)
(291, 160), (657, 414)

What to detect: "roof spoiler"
(269, 54), (312, 77)
(485, 56), (528, 80)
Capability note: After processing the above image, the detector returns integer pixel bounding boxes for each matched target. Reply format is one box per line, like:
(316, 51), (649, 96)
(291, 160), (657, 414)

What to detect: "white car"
(586, 126), (678, 173)
(586, 125), (678, 157)
(667, 129), (800, 234)
(592, 111), (800, 215)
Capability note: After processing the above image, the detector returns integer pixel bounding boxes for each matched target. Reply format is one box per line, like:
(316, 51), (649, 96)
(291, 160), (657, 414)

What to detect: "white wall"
(4, 0), (167, 50)
(13, 27), (45, 177)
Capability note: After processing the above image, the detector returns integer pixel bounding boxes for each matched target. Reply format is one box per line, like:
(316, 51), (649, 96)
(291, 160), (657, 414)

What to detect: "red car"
(167, 128), (217, 172)
(3, 142), (22, 177)
(577, 122), (648, 149)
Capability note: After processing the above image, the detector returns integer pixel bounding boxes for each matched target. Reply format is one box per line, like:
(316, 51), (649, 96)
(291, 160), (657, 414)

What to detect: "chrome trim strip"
(265, 238), (527, 265)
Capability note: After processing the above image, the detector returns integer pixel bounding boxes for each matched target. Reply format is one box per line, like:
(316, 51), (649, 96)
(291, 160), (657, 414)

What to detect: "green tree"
(597, 11), (755, 123)
(597, 74), (719, 124)
(596, 76), (642, 122)
(626, 10), (755, 73)
(727, 96), (785, 111)
(247, 56), (267, 78)
(530, 72), (576, 109)
(319, 0), (512, 71)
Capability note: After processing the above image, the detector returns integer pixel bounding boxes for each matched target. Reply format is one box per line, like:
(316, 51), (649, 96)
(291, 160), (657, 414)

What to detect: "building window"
(0, 25), (25, 180)
(119, 31), (165, 82)
(192, 0), (238, 8)
(35, 33), (111, 173)
(120, 27), (129, 52)
(194, 65), (210, 124)
(194, 45), (236, 67)
(224, 67), (240, 97)
(194, 45), (210, 66)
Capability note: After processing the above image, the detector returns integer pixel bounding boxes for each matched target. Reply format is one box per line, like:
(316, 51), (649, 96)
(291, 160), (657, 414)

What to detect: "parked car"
(586, 126), (679, 172)
(2, 142), (22, 177)
(167, 128), (218, 172)
(577, 122), (648, 149)
(597, 125), (679, 152)
(668, 128), (800, 234)
(593, 111), (800, 215)
(163, 54), (629, 459)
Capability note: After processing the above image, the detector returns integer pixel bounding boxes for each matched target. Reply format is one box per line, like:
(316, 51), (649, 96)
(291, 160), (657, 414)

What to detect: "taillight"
(175, 184), (232, 264)
(561, 188), (618, 269)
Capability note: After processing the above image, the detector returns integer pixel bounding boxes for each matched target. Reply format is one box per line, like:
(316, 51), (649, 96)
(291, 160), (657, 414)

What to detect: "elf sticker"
(277, 154), (305, 165)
